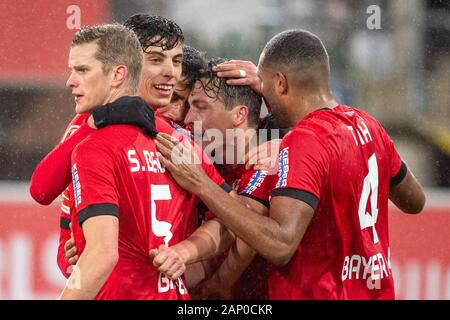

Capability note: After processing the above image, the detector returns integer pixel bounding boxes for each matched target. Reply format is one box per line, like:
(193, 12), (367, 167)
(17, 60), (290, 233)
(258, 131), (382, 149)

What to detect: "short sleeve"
(379, 126), (407, 187)
(239, 169), (278, 208)
(271, 128), (329, 210)
(71, 139), (119, 226)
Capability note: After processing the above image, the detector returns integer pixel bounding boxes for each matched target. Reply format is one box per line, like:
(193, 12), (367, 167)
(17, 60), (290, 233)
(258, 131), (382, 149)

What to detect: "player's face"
(157, 77), (191, 124)
(66, 43), (113, 114)
(138, 41), (183, 110)
(185, 80), (234, 142)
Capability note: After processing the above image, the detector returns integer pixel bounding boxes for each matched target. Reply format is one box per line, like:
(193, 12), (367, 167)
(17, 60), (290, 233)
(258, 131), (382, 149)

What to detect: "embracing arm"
(29, 120), (95, 205)
(195, 180), (313, 266)
(59, 215), (118, 300)
(156, 132), (314, 266)
(174, 217), (234, 265)
(389, 166), (425, 214)
(197, 196), (268, 298)
(150, 217), (234, 281)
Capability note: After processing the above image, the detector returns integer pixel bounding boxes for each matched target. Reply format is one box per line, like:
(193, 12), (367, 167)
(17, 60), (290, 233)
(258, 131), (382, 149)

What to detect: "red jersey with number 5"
(70, 117), (225, 300)
(269, 105), (406, 300)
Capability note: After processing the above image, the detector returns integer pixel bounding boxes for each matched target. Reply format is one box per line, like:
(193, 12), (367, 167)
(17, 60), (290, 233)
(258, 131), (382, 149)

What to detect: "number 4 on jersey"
(358, 154), (379, 244)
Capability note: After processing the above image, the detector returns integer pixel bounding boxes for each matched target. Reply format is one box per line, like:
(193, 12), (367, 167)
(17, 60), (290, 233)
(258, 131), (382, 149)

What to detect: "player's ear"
(111, 65), (128, 88)
(232, 105), (248, 127)
(275, 71), (288, 95)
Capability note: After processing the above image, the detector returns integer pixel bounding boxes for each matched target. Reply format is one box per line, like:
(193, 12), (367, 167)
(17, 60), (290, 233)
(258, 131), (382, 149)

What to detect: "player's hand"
(92, 97), (158, 137)
(213, 60), (261, 95)
(65, 224), (78, 265)
(243, 138), (281, 173)
(149, 245), (186, 280)
(155, 133), (209, 195)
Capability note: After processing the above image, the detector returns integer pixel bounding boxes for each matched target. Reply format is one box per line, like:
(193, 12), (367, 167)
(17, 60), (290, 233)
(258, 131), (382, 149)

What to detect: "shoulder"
(156, 116), (177, 134)
(74, 125), (140, 156)
(281, 123), (324, 148)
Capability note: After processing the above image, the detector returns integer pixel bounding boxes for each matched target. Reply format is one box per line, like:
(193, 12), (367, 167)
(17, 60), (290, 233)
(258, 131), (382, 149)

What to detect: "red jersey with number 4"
(70, 117), (224, 300)
(269, 105), (406, 300)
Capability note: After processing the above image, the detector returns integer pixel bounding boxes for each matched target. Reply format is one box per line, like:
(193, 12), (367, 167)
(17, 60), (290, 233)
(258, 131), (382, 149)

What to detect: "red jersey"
(204, 165), (277, 300)
(30, 114), (95, 205)
(70, 117), (225, 300)
(55, 114), (92, 278)
(233, 168), (278, 300)
(269, 105), (406, 300)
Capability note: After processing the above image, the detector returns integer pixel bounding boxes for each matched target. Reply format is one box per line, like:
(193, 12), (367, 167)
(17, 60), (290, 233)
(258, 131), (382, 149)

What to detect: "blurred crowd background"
(0, 0), (449, 188)
(0, 0), (448, 300)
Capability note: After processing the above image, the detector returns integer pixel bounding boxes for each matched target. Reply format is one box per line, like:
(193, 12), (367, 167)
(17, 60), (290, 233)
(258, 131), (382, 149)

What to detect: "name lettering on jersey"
(158, 272), (187, 295)
(71, 164), (82, 207)
(243, 170), (268, 195)
(346, 119), (373, 146)
(276, 147), (289, 188)
(128, 149), (165, 173)
(341, 250), (392, 290)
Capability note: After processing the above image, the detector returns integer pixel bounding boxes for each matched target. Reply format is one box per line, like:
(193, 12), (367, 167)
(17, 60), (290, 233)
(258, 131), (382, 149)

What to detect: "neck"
(287, 88), (337, 126)
(105, 87), (133, 105)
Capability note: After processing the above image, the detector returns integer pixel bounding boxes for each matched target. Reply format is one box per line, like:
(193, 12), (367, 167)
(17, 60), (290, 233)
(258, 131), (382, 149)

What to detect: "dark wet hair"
(261, 29), (330, 79)
(198, 58), (262, 128)
(181, 45), (208, 90)
(124, 14), (184, 52)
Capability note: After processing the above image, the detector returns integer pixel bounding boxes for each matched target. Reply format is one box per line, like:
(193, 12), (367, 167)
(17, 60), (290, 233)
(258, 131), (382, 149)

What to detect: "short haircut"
(261, 29), (330, 83)
(182, 45), (208, 90)
(71, 23), (143, 93)
(198, 58), (262, 128)
(124, 14), (184, 52)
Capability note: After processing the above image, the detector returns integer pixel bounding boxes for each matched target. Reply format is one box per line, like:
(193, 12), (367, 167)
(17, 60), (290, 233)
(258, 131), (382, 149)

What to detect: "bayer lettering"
(341, 251), (392, 289)
(127, 149), (165, 173)
(158, 272), (187, 295)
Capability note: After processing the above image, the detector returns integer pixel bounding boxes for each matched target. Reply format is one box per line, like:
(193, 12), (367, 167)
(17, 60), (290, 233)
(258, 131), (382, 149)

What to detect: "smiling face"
(156, 76), (192, 124)
(66, 42), (113, 114)
(138, 41), (183, 109)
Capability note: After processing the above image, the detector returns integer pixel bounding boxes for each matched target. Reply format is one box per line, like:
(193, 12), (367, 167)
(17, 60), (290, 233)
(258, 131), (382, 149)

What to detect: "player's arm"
(381, 125), (426, 214)
(59, 137), (120, 299)
(198, 196), (268, 298)
(57, 219), (75, 278)
(59, 215), (119, 300)
(156, 133), (315, 266)
(29, 116), (95, 205)
(173, 191), (266, 266)
(193, 180), (312, 266)
(57, 229), (72, 278)
(389, 164), (425, 214)
(57, 189), (78, 277)
(173, 216), (235, 265)
(150, 218), (233, 280)
(30, 101), (156, 205)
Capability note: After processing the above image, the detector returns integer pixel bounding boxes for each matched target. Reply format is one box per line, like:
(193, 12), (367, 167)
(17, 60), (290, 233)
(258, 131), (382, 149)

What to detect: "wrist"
(194, 175), (216, 198)
(172, 243), (191, 265)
